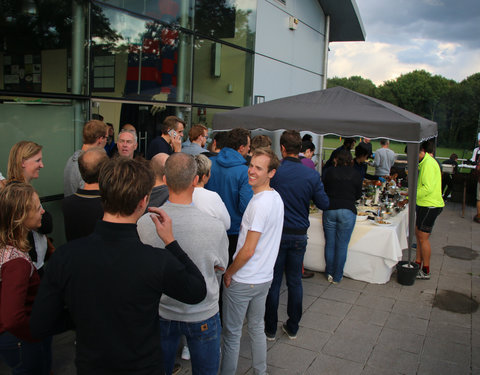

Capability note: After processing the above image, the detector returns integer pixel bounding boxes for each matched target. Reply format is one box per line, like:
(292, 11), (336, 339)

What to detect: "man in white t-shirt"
(220, 148), (284, 375)
(373, 139), (396, 177)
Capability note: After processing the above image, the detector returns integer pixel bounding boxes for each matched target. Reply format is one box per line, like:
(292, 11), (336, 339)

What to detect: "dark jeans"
(265, 233), (308, 335)
(159, 313), (221, 375)
(0, 331), (52, 375)
(442, 173), (454, 197)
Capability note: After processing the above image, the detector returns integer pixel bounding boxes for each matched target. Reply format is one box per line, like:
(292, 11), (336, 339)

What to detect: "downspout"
(317, 15), (330, 175)
(72, 0), (86, 150)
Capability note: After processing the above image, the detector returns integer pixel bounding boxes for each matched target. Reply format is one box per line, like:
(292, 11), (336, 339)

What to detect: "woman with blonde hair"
(7, 141), (52, 276)
(0, 183), (52, 374)
(7, 141), (44, 184)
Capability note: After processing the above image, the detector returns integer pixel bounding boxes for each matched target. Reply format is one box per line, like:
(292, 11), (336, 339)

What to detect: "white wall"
(253, 0), (326, 101)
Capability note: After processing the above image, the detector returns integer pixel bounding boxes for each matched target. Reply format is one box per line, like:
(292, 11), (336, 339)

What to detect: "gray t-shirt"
(63, 150), (84, 197)
(137, 202), (228, 322)
(373, 147), (396, 176)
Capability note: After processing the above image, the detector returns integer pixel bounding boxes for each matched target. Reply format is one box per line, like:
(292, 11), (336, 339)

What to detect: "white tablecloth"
(304, 208), (408, 284)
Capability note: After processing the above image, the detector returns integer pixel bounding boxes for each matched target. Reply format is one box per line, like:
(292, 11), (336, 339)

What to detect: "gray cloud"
(360, 0), (480, 48)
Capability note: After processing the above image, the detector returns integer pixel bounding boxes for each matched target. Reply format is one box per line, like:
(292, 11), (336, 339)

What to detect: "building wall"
(253, 0), (326, 101)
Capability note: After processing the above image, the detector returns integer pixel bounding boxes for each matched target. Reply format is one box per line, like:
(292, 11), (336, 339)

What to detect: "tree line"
(327, 70), (480, 150)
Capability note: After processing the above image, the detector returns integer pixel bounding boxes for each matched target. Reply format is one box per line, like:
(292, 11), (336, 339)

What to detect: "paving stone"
(300, 310), (343, 333)
(417, 356), (471, 375)
(334, 277), (367, 292)
(366, 347), (419, 374)
(266, 342), (317, 373)
(421, 336), (471, 365)
(392, 299), (432, 319)
(345, 305), (390, 326)
(322, 329), (375, 364)
(321, 285), (361, 304)
(361, 365), (404, 375)
(302, 281), (328, 297)
(335, 319), (382, 343)
(384, 312), (429, 335)
(375, 326), (424, 354)
(308, 297), (353, 318)
(426, 321), (471, 346)
(278, 327), (330, 352)
(363, 282), (401, 298)
(356, 293), (395, 312)
(472, 345), (480, 369)
(430, 307), (472, 328)
(304, 352), (363, 375)
(437, 275), (472, 295)
(396, 287), (435, 304)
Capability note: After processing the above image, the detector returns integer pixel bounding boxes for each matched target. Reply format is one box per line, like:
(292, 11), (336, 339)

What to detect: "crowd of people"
(0, 115), (478, 375)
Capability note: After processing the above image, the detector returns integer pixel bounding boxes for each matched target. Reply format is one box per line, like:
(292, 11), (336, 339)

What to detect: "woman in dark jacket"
(322, 150), (363, 284)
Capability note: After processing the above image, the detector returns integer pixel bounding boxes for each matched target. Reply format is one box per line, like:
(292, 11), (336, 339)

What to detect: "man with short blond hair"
(138, 153), (228, 375)
(221, 148), (284, 375)
(64, 119), (109, 197)
(182, 124), (208, 155)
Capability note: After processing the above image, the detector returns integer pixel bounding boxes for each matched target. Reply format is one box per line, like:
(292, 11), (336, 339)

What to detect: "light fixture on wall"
(254, 95), (265, 105)
(289, 16), (299, 30)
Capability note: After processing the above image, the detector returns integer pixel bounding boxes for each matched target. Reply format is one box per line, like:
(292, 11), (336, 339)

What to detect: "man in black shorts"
(415, 140), (444, 279)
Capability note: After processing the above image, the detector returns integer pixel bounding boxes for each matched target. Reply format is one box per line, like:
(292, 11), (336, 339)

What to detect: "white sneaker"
(181, 345), (191, 360)
(327, 274), (333, 283)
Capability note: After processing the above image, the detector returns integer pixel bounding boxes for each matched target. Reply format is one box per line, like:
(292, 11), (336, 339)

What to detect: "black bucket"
(396, 261), (419, 286)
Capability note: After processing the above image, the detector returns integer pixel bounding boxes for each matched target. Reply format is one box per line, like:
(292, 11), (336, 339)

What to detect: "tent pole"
(406, 143), (420, 264)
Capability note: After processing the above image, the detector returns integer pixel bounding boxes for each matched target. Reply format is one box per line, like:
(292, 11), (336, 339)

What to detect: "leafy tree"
(328, 76), (376, 97)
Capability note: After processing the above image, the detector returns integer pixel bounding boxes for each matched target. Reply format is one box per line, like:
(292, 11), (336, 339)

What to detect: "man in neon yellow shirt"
(415, 140), (444, 279)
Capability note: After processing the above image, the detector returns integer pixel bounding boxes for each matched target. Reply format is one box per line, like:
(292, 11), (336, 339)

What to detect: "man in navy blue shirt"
(264, 130), (329, 340)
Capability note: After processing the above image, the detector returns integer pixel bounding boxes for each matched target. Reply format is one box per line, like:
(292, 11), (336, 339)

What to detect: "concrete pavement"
(1, 201), (478, 374)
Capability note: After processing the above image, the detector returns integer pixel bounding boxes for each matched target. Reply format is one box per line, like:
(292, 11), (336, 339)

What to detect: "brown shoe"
(302, 271), (314, 279)
(474, 216), (480, 223)
(172, 363), (182, 375)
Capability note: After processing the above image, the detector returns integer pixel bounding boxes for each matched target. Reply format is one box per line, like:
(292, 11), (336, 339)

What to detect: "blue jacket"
(205, 148), (253, 235)
(271, 157), (329, 232)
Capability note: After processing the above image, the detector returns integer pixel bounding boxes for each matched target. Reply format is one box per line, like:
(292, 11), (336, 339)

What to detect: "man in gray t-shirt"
(137, 153), (228, 375)
(373, 139), (396, 177)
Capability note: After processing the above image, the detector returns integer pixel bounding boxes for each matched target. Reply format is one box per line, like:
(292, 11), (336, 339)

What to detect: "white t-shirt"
(0, 172), (5, 180)
(193, 187), (231, 231)
(232, 189), (284, 284)
(471, 147), (480, 163)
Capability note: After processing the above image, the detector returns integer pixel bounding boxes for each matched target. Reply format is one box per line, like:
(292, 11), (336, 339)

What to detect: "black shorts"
(416, 206), (442, 233)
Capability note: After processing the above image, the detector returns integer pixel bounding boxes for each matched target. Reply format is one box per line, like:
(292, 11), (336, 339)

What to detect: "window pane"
(0, 0), (87, 95)
(195, 0), (257, 50)
(98, 0), (193, 29)
(193, 39), (253, 107)
(0, 98), (87, 197)
(92, 4), (193, 103)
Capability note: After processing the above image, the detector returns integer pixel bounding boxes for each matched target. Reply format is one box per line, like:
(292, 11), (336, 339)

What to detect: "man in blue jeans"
(138, 153), (228, 374)
(264, 130), (329, 340)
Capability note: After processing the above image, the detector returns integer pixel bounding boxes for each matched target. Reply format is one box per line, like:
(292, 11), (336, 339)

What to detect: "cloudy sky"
(328, 0), (480, 85)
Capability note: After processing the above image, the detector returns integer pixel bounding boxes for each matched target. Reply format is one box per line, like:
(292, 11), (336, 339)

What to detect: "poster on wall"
(3, 54), (41, 92)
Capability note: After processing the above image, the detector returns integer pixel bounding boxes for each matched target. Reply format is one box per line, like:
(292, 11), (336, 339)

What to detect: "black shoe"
(282, 323), (297, 340)
(302, 271), (314, 279)
(265, 330), (276, 341)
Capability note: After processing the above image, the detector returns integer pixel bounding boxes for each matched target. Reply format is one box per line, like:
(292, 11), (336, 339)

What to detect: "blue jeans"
(0, 331), (52, 375)
(323, 209), (356, 282)
(264, 234), (307, 336)
(159, 313), (221, 375)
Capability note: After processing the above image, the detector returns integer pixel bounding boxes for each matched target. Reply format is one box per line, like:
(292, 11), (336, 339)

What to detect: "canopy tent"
(212, 86), (439, 271)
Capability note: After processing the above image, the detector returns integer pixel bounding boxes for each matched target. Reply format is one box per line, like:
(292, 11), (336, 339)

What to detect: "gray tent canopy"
(212, 86), (439, 271)
(212, 86), (437, 143)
